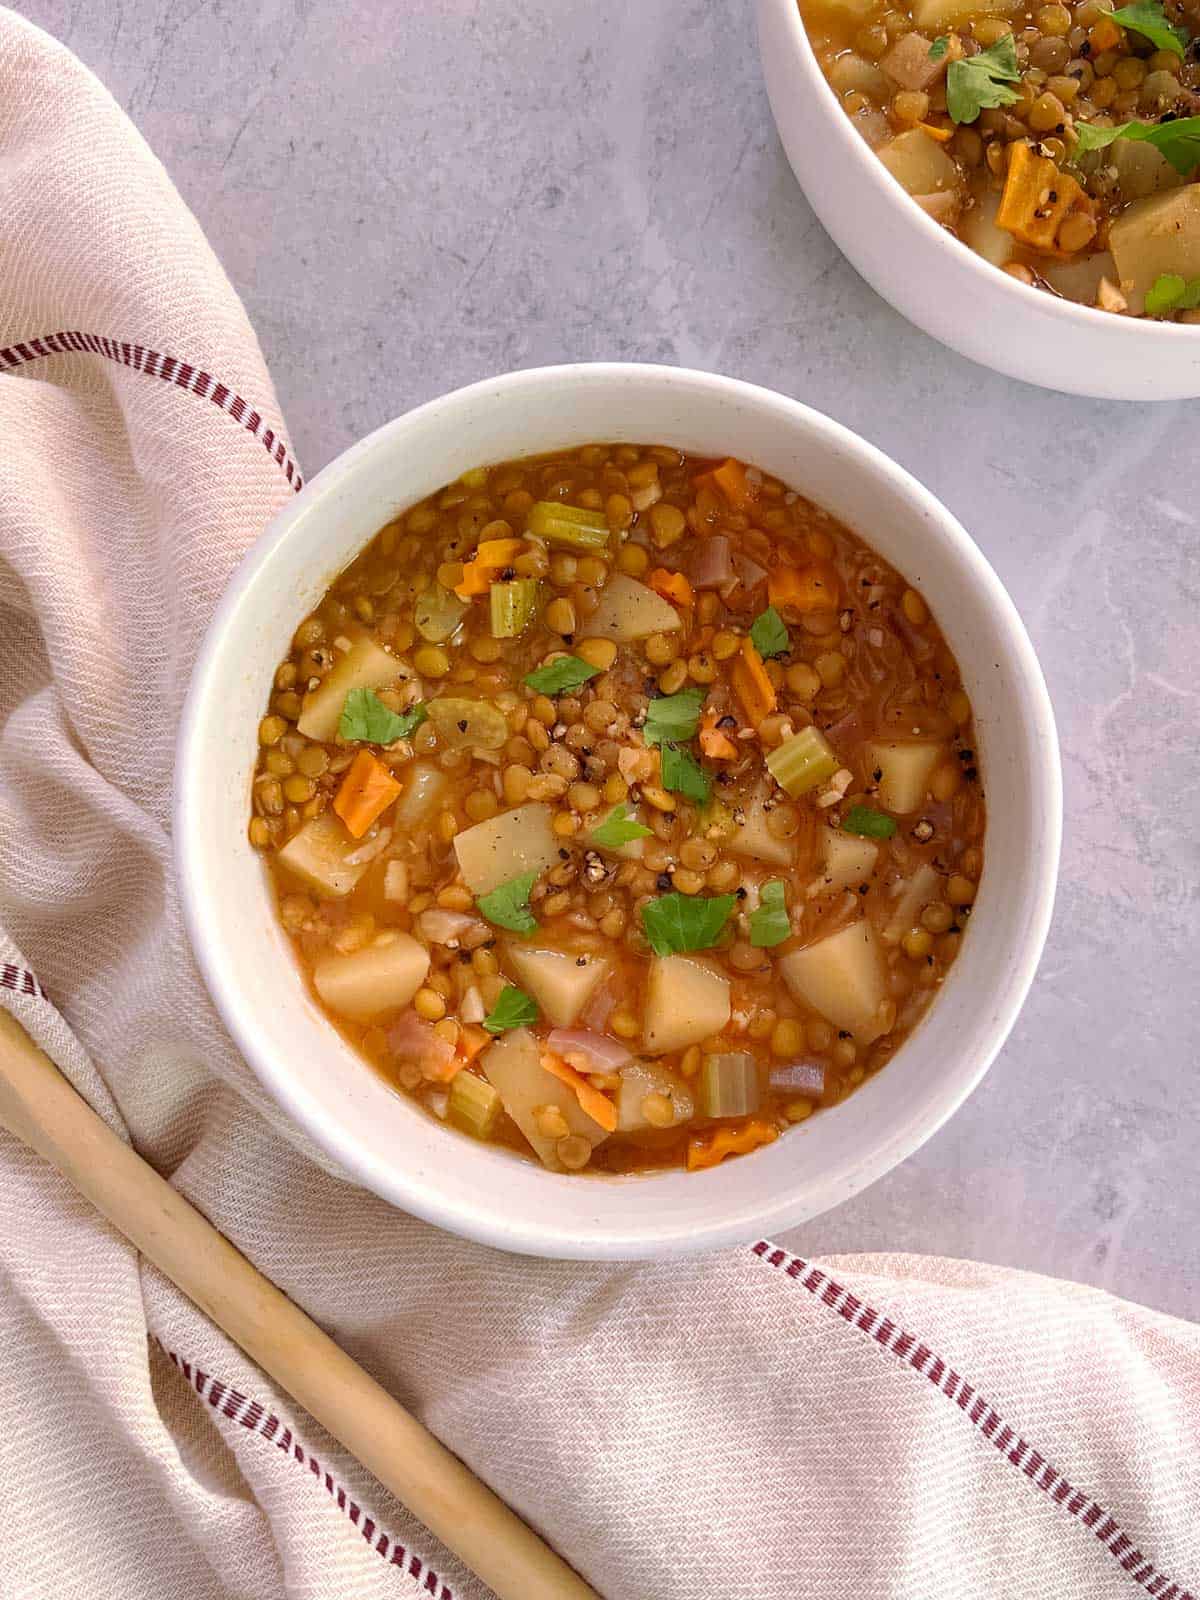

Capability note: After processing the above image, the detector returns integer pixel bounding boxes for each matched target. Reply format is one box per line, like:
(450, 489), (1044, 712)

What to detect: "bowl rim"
(760, 0), (1199, 346)
(175, 361), (1062, 1257)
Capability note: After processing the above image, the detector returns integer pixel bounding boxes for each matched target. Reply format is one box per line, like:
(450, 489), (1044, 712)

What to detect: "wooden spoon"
(0, 1009), (598, 1600)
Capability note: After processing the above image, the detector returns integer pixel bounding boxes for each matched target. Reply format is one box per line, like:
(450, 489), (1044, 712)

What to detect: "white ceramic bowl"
(176, 363), (1060, 1258)
(757, 0), (1200, 401)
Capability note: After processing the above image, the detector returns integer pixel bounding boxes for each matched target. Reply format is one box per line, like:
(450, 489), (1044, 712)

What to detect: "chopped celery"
(699, 1052), (760, 1119)
(766, 726), (839, 798)
(415, 584), (469, 643)
(448, 1070), (502, 1139)
(527, 501), (610, 551)
(489, 577), (538, 638)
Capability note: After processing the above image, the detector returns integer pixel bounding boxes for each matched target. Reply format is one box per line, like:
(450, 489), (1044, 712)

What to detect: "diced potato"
(276, 812), (368, 898)
(587, 575), (682, 640)
(913, 0), (1018, 29)
(867, 740), (943, 814)
(1040, 250), (1117, 306)
(313, 934), (429, 1021)
(883, 863), (942, 944)
(1110, 185), (1200, 314)
(828, 52), (889, 100)
(1111, 138), (1184, 203)
(812, 828), (879, 897)
(643, 955), (731, 1054)
(616, 1059), (695, 1133)
(504, 946), (610, 1027)
(480, 1028), (610, 1170)
(913, 190), (961, 227)
(452, 803), (560, 895)
(960, 190), (1014, 268)
(881, 29), (953, 92)
(877, 130), (961, 198)
(297, 637), (403, 742)
(392, 762), (449, 828)
(780, 921), (888, 1044)
(728, 795), (795, 867)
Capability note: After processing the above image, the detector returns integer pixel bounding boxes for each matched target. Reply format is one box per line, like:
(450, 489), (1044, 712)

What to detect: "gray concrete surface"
(19, 0), (1199, 1318)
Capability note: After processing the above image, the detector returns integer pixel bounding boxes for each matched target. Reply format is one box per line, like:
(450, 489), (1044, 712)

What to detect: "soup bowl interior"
(176, 363), (1060, 1258)
(756, 0), (1200, 402)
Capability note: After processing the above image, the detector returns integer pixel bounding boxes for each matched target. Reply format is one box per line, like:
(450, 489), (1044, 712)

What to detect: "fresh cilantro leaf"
(338, 688), (426, 744)
(929, 34), (949, 59)
(641, 891), (735, 956)
(946, 35), (1020, 124)
(750, 606), (790, 660)
(749, 880), (791, 949)
(1109, 0), (1186, 54)
(476, 871), (539, 934)
(842, 804), (898, 839)
(589, 802), (653, 849)
(642, 688), (705, 747)
(482, 985), (539, 1034)
(523, 655), (601, 695)
(660, 743), (712, 805)
(1073, 114), (1200, 175)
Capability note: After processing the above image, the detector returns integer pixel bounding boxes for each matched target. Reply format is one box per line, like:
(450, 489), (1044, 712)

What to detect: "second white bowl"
(757, 0), (1200, 401)
(176, 363), (1061, 1258)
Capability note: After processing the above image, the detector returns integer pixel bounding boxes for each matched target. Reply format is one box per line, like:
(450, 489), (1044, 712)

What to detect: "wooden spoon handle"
(0, 1009), (598, 1600)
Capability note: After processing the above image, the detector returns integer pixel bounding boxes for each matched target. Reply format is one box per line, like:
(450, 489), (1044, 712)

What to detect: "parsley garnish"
(946, 35), (1020, 124)
(589, 803), (653, 849)
(642, 688), (705, 747)
(660, 743), (711, 805)
(1144, 272), (1200, 315)
(641, 891), (735, 956)
(1109, 0), (1186, 55)
(842, 804), (898, 839)
(476, 871), (538, 934)
(338, 689), (426, 744)
(482, 985), (539, 1034)
(749, 606), (790, 660)
(523, 655), (601, 695)
(748, 880), (791, 949)
(1073, 115), (1200, 174)
(928, 35), (949, 59)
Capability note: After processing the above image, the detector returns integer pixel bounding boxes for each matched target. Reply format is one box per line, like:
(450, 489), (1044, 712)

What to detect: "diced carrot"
(700, 709), (738, 761)
(423, 1051), (466, 1084)
(457, 1025), (490, 1065)
(918, 121), (954, 144)
(454, 537), (525, 599)
(768, 561), (840, 616)
(686, 1118), (778, 1171)
(332, 749), (403, 839)
(647, 566), (694, 609)
(995, 142), (1092, 255)
(731, 637), (777, 728)
(541, 1051), (618, 1134)
(711, 458), (755, 512)
(1091, 14), (1120, 49)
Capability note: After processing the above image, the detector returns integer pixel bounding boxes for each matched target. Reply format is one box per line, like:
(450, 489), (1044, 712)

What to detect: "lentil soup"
(250, 445), (985, 1176)
(800, 0), (1200, 317)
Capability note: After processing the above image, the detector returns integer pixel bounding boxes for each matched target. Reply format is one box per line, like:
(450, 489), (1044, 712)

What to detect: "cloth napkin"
(0, 11), (1196, 1599)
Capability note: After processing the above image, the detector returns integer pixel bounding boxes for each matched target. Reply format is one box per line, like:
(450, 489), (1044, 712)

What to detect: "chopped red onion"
(733, 551), (768, 590)
(416, 908), (480, 945)
(546, 1028), (632, 1071)
(687, 534), (732, 590)
(387, 1010), (455, 1074)
(769, 1059), (826, 1097)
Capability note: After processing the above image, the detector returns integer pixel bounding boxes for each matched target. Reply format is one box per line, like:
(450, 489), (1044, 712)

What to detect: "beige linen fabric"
(0, 10), (1197, 1599)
